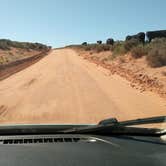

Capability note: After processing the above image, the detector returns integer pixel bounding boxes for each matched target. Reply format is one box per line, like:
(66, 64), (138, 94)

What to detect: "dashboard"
(0, 134), (165, 166)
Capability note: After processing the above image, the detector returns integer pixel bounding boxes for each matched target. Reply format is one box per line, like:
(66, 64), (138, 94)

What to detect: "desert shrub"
(111, 42), (127, 58)
(102, 44), (113, 51)
(95, 44), (112, 52)
(124, 38), (140, 52)
(0, 39), (11, 50)
(146, 38), (166, 67)
(150, 37), (166, 45)
(111, 40), (142, 59)
(146, 48), (166, 67)
(131, 45), (147, 58)
(82, 44), (112, 52)
(145, 38), (166, 52)
(84, 45), (91, 51)
(95, 45), (103, 53)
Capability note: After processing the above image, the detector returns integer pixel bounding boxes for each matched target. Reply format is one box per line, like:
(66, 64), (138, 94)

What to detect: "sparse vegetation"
(79, 44), (113, 53)
(0, 39), (51, 65)
(67, 31), (166, 98)
(95, 44), (112, 52)
(146, 38), (166, 67)
(69, 36), (166, 68)
(111, 41), (126, 58)
(0, 39), (50, 51)
(131, 45), (147, 58)
(146, 48), (166, 67)
(123, 38), (140, 52)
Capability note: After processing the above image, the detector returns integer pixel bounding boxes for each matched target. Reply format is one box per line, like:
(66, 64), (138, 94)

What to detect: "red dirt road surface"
(0, 49), (165, 124)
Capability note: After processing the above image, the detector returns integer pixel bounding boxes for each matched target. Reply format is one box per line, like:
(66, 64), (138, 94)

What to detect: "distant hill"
(0, 39), (50, 50)
(0, 39), (51, 65)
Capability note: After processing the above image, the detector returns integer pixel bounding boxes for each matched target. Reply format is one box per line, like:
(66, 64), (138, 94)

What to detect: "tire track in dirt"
(0, 49), (165, 124)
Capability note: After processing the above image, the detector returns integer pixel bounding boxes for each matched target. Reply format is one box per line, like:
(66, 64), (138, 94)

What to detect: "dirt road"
(0, 49), (165, 124)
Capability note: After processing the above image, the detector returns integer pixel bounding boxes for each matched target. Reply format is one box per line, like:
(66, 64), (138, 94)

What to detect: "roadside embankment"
(0, 50), (51, 81)
(73, 48), (166, 98)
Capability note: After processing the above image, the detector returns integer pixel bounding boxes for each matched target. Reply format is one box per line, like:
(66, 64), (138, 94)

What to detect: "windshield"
(0, 0), (166, 130)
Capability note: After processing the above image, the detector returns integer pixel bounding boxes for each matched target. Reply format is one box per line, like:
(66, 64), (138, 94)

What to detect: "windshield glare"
(0, 0), (165, 130)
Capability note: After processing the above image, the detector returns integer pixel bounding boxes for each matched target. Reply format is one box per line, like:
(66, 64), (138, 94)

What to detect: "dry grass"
(69, 37), (166, 68)
(131, 45), (147, 58)
(146, 39), (166, 67)
(83, 44), (112, 53)
(0, 56), (9, 64)
(147, 49), (166, 67)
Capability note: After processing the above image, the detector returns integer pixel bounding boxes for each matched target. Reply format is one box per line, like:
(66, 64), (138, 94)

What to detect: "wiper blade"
(99, 116), (166, 126)
(61, 116), (166, 136)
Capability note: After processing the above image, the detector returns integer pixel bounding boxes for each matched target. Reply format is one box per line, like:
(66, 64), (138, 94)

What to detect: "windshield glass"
(0, 0), (165, 130)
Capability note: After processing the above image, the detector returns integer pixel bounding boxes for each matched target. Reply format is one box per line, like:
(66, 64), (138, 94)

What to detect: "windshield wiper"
(0, 116), (165, 136)
(61, 116), (166, 136)
(99, 116), (166, 126)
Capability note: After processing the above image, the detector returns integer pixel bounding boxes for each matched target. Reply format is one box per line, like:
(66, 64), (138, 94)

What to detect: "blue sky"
(0, 0), (166, 47)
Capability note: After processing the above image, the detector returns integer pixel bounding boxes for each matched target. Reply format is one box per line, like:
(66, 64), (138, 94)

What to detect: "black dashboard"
(0, 134), (165, 166)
